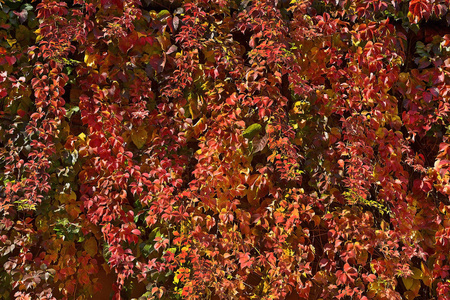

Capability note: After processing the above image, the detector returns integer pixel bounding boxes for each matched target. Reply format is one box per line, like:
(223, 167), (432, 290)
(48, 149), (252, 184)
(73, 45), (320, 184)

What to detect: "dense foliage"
(1, 0), (450, 299)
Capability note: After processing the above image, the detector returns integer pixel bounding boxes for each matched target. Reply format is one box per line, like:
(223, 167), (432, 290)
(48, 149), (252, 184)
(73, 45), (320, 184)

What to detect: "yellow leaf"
(131, 127), (148, 149)
(188, 93), (201, 119)
(376, 127), (385, 139)
(410, 279), (421, 294)
(57, 191), (76, 204)
(157, 35), (171, 51)
(84, 237), (98, 257)
(402, 277), (414, 290)
(137, 32), (147, 38)
(173, 274), (179, 284)
(403, 290), (417, 300)
(121, 131), (132, 143)
(78, 133), (86, 141)
(411, 267), (422, 280)
(84, 53), (97, 67)
(7, 39), (16, 46)
(68, 191), (77, 202)
(399, 72), (409, 83)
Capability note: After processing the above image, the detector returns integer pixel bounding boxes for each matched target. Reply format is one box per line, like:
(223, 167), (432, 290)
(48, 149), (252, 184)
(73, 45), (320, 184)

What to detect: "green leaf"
(157, 10), (170, 20)
(142, 244), (153, 256)
(66, 106), (79, 119)
(242, 123), (262, 139)
(21, 3), (33, 11)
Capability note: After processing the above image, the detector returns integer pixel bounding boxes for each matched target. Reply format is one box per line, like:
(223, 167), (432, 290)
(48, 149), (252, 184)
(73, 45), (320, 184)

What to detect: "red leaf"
(151, 287), (159, 295)
(364, 274), (376, 283)
(336, 270), (347, 285)
(238, 252), (253, 268)
(89, 138), (102, 148)
(17, 109), (26, 118)
(5, 56), (16, 65)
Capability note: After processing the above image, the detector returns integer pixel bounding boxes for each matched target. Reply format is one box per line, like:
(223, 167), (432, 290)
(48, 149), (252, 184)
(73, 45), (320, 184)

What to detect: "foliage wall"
(1, 0), (450, 299)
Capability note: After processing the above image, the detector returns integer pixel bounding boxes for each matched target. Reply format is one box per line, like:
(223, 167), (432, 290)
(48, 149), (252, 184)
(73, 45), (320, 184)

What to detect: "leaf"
(68, 191), (77, 202)
(142, 244), (153, 256)
(78, 133), (86, 141)
(84, 237), (98, 257)
(66, 105), (80, 118)
(193, 116), (207, 136)
(242, 123), (262, 139)
(4, 55), (16, 65)
(13, 9), (28, 23)
(131, 127), (148, 149)
(411, 267), (423, 280)
(84, 52), (97, 67)
(166, 45), (177, 55)
(238, 252), (253, 268)
(402, 277), (414, 290)
(336, 270), (347, 285)
(252, 133), (268, 153)
(172, 16), (179, 31)
(15, 25), (30, 42)
(22, 3), (34, 11)
(411, 279), (421, 294)
(404, 291), (417, 300)
(246, 188), (258, 206)
(157, 10), (170, 20)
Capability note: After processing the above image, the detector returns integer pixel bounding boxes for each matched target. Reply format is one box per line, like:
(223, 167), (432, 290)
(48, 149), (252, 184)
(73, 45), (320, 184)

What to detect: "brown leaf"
(252, 133), (268, 154)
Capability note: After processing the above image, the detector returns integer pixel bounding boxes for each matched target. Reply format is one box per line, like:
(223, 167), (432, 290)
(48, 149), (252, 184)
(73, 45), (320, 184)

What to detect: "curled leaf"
(242, 123), (262, 139)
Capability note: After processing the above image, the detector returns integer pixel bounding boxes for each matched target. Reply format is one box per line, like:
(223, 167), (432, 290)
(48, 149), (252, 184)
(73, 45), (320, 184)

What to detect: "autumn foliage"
(2, 0), (450, 299)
